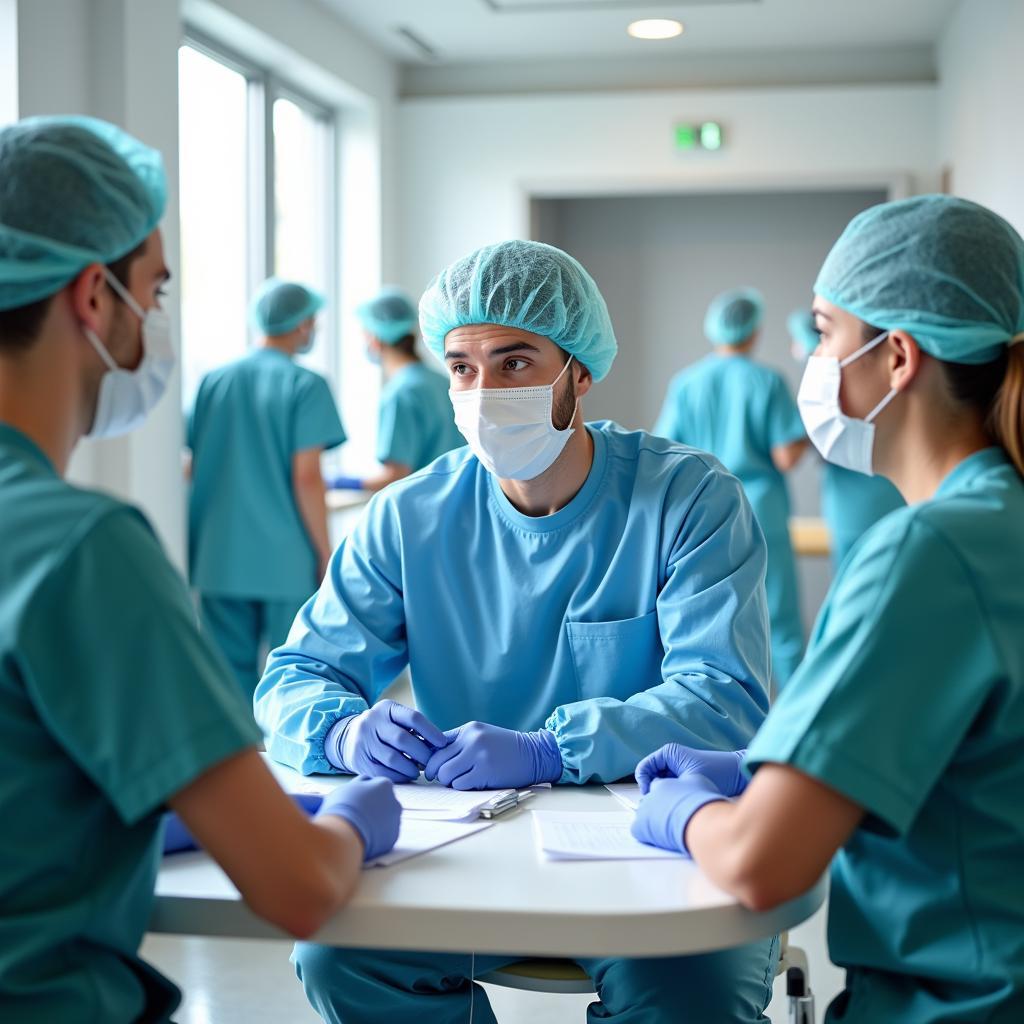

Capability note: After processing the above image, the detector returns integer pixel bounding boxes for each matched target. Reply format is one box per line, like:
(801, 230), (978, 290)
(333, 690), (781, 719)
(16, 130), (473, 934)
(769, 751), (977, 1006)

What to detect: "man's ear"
(575, 362), (594, 398)
(68, 263), (110, 335)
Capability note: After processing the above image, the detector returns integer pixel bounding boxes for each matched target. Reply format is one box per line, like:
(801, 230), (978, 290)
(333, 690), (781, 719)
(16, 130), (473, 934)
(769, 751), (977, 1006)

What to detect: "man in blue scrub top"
(256, 240), (777, 1023)
(656, 289), (809, 687)
(188, 277), (347, 697)
(333, 286), (462, 493)
(788, 308), (904, 570)
(0, 116), (400, 1024)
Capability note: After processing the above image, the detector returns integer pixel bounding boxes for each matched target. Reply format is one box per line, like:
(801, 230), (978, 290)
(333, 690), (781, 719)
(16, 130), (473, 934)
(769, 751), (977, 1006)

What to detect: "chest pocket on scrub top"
(566, 610), (664, 703)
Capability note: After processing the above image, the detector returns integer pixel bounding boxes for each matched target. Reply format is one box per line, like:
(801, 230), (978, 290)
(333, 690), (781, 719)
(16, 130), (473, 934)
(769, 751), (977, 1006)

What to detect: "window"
(177, 39), (338, 409)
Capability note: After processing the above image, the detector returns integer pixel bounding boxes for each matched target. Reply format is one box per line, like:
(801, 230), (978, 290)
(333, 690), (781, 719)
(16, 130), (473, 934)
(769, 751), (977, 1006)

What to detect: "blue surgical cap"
(419, 240), (618, 381)
(787, 309), (820, 355)
(704, 288), (764, 346)
(356, 286), (419, 344)
(815, 195), (1024, 365)
(251, 277), (325, 336)
(0, 115), (166, 312)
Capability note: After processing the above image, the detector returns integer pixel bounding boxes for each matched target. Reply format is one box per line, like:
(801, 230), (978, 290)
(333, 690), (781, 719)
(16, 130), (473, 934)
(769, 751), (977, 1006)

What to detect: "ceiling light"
(627, 19), (684, 41)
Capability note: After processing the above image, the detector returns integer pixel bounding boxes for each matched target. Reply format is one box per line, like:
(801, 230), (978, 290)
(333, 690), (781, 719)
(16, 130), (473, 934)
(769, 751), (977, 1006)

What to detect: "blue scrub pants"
(763, 529), (804, 690)
(292, 937), (778, 1023)
(199, 594), (304, 700)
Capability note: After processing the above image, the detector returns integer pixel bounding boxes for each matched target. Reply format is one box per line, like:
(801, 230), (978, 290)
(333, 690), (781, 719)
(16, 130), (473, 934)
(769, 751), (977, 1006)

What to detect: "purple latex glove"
(325, 699), (447, 783)
(630, 774), (728, 856)
(423, 723), (563, 790)
(316, 776), (401, 862)
(327, 474), (364, 491)
(635, 743), (749, 797)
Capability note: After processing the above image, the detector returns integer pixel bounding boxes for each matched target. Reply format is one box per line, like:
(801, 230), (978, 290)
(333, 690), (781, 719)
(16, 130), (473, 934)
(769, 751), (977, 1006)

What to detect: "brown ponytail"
(990, 342), (1024, 476)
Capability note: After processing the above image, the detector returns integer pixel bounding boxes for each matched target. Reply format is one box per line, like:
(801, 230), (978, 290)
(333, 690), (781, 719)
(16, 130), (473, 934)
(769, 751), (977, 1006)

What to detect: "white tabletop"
(153, 763), (825, 958)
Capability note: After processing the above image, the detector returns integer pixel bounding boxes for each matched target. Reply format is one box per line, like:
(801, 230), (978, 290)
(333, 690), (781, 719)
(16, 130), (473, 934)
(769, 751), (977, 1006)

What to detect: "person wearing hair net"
(0, 116), (400, 1022)
(632, 196), (1024, 1022)
(256, 239), (776, 1022)
(789, 308), (904, 570)
(655, 288), (809, 688)
(187, 277), (347, 697)
(331, 286), (462, 492)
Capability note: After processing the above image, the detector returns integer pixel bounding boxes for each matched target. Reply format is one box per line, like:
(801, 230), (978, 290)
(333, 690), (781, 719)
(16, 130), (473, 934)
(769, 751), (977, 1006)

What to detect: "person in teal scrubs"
(256, 240), (778, 1023)
(188, 277), (347, 697)
(656, 288), (809, 688)
(789, 308), (905, 570)
(333, 286), (462, 493)
(632, 195), (1024, 1023)
(0, 116), (400, 1024)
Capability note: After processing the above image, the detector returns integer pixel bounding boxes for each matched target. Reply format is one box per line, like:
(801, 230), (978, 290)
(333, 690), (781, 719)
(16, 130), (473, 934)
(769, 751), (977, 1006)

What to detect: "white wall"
(398, 83), (938, 298)
(937, 0), (1024, 233)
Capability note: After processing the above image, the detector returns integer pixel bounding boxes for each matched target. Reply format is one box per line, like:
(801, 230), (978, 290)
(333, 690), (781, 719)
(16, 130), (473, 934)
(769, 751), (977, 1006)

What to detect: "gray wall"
(534, 188), (886, 630)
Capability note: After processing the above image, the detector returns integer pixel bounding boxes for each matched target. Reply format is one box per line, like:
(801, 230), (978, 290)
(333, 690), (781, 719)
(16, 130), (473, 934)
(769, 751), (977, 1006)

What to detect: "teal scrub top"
(376, 362), (463, 471)
(188, 348), (347, 600)
(256, 422), (771, 782)
(822, 463), (905, 570)
(748, 448), (1024, 1023)
(654, 354), (805, 538)
(0, 425), (261, 1023)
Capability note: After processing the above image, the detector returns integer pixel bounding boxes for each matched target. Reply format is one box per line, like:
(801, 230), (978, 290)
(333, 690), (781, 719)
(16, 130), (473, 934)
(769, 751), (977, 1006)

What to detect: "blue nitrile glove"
(327, 474), (364, 491)
(316, 776), (402, 862)
(324, 699), (447, 783)
(422, 723), (563, 790)
(635, 743), (749, 797)
(630, 775), (729, 856)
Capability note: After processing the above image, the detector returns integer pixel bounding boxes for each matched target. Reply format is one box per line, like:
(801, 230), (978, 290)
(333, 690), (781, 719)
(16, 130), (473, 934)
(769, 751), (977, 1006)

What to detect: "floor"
(142, 901), (845, 1023)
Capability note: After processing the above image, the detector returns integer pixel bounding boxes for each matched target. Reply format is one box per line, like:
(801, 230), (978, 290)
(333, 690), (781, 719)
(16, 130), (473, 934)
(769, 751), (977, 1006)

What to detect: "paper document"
(367, 818), (494, 867)
(394, 780), (542, 821)
(604, 783), (641, 811)
(532, 810), (685, 861)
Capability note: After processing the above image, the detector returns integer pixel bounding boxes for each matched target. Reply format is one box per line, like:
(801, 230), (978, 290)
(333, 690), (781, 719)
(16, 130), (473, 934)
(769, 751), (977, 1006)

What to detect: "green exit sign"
(675, 121), (724, 151)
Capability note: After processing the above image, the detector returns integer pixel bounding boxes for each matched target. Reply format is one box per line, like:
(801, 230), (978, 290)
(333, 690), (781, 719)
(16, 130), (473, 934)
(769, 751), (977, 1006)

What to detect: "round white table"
(152, 771), (825, 959)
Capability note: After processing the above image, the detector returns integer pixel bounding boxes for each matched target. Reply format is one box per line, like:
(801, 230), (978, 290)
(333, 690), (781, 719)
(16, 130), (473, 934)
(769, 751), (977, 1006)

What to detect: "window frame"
(180, 30), (340, 382)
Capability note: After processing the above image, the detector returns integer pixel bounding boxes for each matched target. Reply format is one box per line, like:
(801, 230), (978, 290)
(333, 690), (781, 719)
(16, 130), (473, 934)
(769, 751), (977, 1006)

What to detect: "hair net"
(787, 309), (820, 355)
(419, 240), (618, 381)
(704, 288), (764, 346)
(251, 277), (325, 336)
(0, 115), (166, 312)
(815, 195), (1024, 365)
(356, 286), (419, 344)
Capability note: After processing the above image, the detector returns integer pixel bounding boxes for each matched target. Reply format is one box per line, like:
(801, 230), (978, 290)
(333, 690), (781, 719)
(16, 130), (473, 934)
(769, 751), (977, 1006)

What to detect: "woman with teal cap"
(656, 287), (809, 688)
(0, 116), (399, 1023)
(788, 307), (905, 570)
(632, 195), (1024, 1023)
(187, 276), (347, 697)
(333, 285), (462, 492)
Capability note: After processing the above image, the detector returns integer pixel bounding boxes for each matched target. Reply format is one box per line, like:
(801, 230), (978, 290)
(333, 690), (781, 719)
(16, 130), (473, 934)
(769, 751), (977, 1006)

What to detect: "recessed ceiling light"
(627, 18), (684, 41)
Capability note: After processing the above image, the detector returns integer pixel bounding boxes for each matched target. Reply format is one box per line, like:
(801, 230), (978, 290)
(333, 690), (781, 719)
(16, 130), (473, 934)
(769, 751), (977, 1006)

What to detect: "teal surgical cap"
(251, 277), (325, 336)
(704, 287), (764, 346)
(815, 194), (1024, 365)
(788, 309), (820, 355)
(356, 286), (419, 344)
(0, 115), (166, 312)
(419, 239), (618, 381)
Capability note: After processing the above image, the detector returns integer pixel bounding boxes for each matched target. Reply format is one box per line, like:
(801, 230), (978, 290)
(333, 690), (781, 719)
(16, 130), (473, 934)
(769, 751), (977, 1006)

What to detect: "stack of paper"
(393, 781), (520, 822)
(366, 818), (494, 867)
(532, 810), (685, 861)
(603, 783), (641, 811)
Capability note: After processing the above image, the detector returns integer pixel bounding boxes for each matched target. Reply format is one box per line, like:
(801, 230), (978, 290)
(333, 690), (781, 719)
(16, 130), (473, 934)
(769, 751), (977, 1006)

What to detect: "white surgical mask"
(450, 356), (577, 480)
(297, 323), (316, 355)
(84, 269), (175, 439)
(797, 330), (898, 476)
